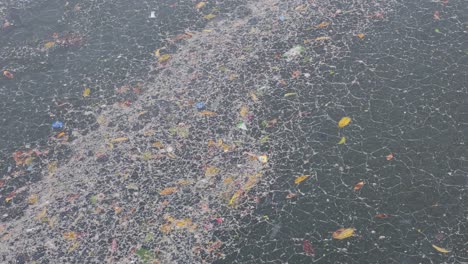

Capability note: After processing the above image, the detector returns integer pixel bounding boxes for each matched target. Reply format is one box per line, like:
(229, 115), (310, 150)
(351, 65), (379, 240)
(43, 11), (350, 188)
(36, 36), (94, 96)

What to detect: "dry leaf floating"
(83, 87), (91, 97)
(386, 153), (394, 160)
(294, 175), (310, 184)
(353, 181), (364, 190)
(338, 117), (351, 128)
(338, 137), (346, 144)
(432, 244), (450, 253)
(332, 228), (355, 240)
(195, 2), (206, 9)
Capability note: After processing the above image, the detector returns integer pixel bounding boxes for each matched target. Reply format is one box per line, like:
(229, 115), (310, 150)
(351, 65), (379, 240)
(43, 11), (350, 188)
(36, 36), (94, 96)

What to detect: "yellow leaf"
(207, 139), (216, 147)
(357, 33), (365, 39)
(28, 195), (38, 205)
(244, 173), (262, 191)
(160, 187), (177, 195)
(338, 116), (351, 128)
(223, 177), (233, 185)
(44, 41), (55, 49)
(316, 22), (330, 28)
(152, 141), (164, 148)
(111, 137), (128, 143)
(36, 208), (47, 220)
(203, 14), (217, 20)
(82, 87), (91, 97)
(202, 29), (213, 33)
(432, 244), (450, 253)
(249, 92), (258, 102)
(205, 166), (220, 177)
(175, 218), (192, 227)
(229, 190), (242, 205)
(195, 2), (206, 9)
(332, 228), (355, 240)
(199, 110), (217, 116)
(315, 36), (331, 41)
(257, 155), (268, 164)
(284, 92), (297, 97)
(24, 157), (34, 165)
(294, 175), (310, 184)
(338, 137), (346, 144)
(160, 224), (172, 233)
(221, 144), (230, 152)
(240, 106), (249, 118)
(158, 54), (171, 63)
(68, 241), (80, 253)
(63, 231), (77, 240)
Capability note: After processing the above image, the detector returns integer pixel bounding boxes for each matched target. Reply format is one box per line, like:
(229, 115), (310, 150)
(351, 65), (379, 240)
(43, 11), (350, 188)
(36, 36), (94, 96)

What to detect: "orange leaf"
(160, 187), (177, 195)
(332, 228), (355, 240)
(354, 181), (364, 190)
(199, 110), (217, 116)
(386, 153), (394, 160)
(56, 131), (66, 138)
(357, 33), (365, 39)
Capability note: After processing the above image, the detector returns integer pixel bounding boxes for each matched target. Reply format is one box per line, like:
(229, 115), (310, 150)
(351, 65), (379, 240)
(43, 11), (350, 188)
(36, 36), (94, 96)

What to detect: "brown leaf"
(291, 70), (301, 78)
(353, 181), (364, 190)
(3, 70), (14, 79)
(172, 33), (193, 42)
(160, 187), (177, 195)
(199, 110), (217, 116)
(63, 231), (77, 240)
(374, 213), (390, 219)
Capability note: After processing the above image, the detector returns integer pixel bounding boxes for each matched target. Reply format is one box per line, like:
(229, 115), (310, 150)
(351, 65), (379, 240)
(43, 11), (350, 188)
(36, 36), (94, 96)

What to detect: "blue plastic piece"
(52, 121), (63, 129)
(195, 102), (206, 110)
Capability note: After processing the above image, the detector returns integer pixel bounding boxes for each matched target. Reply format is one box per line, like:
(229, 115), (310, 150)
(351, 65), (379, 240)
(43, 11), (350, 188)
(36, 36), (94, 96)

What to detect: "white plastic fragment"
(150, 11), (156, 18)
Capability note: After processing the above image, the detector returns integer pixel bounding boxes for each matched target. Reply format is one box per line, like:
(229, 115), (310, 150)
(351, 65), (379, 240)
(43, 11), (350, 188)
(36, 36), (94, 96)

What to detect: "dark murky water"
(1, 0), (467, 263)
